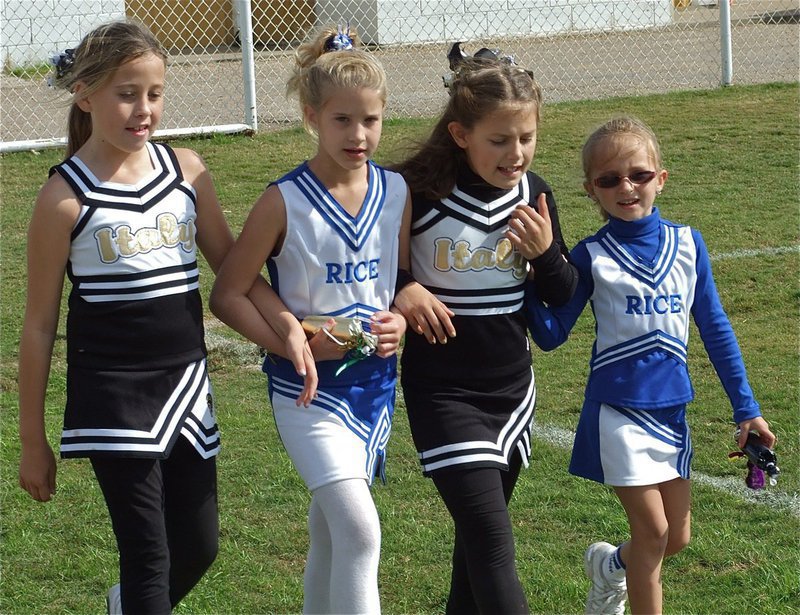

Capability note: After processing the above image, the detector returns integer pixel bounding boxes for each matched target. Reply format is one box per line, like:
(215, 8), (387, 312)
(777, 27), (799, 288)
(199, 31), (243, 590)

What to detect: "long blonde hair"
(286, 26), (387, 136)
(49, 20), (167, 158)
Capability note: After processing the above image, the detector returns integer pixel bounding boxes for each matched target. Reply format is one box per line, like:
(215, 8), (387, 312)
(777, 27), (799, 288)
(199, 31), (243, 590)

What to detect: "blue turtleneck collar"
(608, 207), (661, 238)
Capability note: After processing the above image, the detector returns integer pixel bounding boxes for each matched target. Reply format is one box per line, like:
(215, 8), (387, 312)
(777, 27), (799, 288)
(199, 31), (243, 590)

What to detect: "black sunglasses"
(593, 170), (657, 189)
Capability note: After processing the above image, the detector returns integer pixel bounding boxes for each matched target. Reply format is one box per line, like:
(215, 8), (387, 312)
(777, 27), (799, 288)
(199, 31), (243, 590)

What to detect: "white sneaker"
(584, 542), (627, 614)
(107, 583), (122, 615)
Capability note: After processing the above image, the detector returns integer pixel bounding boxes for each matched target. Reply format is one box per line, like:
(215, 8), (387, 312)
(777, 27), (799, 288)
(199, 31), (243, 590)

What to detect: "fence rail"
(1, 0), (797, 153)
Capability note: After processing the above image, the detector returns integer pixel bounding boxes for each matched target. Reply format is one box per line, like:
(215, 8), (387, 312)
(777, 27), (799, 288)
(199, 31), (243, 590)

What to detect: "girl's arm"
(524, 242), (592, 350)
(176, 148), (235, 273)
(179, 149), (316, 405)
(689, 230), (773, 444)
(18, 176), (79, 502)
(392, 191), (456, 344)
(207, 181), (317, 405)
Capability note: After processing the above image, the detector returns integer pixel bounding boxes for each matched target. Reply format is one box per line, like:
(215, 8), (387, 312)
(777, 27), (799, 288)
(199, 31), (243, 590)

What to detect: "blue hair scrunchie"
(324, 24), (354, 52)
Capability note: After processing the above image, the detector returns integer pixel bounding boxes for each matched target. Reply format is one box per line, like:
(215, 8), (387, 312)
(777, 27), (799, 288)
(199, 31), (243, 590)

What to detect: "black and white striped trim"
(426, 282), (526, 316)
(60, 360), (219, 458)
(58, 142), (192, 216)
(69, 261), (200, 302)
(418, 369), (536, 473)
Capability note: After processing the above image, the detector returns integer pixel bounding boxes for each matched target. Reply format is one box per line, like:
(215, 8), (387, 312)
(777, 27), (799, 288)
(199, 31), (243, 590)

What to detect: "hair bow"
(443, 42), (533, 89)
(47, 48), (75, 87)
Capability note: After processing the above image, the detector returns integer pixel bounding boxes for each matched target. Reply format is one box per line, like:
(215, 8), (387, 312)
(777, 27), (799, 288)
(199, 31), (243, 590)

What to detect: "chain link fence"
(1, 0), (797, 152)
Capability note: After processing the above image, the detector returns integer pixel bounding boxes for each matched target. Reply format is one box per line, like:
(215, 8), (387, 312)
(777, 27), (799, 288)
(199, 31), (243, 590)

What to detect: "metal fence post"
(237, 0), (258, 131)
(720, 0), (734, 86)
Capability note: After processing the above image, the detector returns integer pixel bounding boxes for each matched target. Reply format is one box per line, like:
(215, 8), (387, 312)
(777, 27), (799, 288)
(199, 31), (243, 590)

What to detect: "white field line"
(205, 244), (800, 516)
(710, 245), (800, 260)
(532, 424), (800, 519)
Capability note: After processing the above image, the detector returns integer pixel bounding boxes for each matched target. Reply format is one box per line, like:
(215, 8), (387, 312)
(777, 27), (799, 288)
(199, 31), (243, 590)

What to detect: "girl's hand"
(506, 193), (554, 260)
(19, 442), (57, 502)
(736, 416), (776, 449)
(307, 319), (350, 362)
(370, 310), (407, 358)
(284, 326), (318, 407)
(393, 282), (456, 344)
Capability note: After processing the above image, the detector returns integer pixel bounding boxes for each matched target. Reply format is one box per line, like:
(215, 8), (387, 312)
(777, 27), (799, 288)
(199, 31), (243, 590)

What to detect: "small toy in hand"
(302, 315), (378, 375)
(728, 428), (780, 489)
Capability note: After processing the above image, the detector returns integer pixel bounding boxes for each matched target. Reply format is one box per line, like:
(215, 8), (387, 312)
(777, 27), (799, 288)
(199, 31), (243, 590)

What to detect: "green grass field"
(2, 83), (798, 614)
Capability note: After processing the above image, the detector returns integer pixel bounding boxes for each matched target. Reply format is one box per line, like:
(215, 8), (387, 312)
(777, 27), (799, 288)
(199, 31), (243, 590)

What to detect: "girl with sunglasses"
(525, 115), (775, 615)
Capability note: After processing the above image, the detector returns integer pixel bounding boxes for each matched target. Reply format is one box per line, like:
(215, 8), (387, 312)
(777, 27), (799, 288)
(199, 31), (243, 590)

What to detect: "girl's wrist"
(19, 430), (50, 448)
(275, 312), (302, 340)
(395, 268), (416, 295)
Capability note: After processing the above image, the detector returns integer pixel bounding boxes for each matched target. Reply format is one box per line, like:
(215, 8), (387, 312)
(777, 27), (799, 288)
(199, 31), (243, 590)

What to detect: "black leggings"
(431, 451), (529, 615)
(91, 437), (219, 614)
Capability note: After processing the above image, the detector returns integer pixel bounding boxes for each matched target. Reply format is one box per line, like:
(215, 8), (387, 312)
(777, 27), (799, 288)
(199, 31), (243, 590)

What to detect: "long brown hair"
(394, 58), (542, 200)
(50, 20), (167, 158)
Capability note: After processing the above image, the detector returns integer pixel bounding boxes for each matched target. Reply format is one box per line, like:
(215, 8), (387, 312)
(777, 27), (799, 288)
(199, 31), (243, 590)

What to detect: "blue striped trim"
(612, 547), (626, 571)
(365, 406), (392, 484)
(323, 303), (379, 320)
(293, 162), (385, 252)
(270, 375), (394, 484)
(613, 406), (684, 448)
(591, 329), (687, 371)
(599, 224), (680, 289)
(269, 376), (371, 441)
(677, 424), (693, 479)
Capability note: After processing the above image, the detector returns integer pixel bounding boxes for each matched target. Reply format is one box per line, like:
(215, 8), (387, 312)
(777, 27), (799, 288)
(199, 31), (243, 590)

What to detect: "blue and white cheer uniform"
(263, 161), (406, 489)
(526, 208), (762, 485)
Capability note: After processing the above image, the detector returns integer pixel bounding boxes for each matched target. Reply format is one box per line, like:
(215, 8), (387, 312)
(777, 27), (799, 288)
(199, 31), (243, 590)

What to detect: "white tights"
(303, 478), (381, 614)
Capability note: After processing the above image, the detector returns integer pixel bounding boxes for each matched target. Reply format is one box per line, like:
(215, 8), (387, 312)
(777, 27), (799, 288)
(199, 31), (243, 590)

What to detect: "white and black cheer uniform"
(53, 142), (219, 460)
(526, 208), (762, 485)
(263, 161), (406, 488)
(402, 167), (577, 475)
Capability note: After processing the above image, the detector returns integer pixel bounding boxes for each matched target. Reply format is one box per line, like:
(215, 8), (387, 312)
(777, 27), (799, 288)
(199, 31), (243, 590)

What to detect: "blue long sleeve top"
(525, 208), (761, 424)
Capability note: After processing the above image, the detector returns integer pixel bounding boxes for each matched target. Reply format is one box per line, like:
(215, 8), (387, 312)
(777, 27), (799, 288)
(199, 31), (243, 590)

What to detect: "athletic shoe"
(584, 542), (627, 614)
(107, 583), (122, 615)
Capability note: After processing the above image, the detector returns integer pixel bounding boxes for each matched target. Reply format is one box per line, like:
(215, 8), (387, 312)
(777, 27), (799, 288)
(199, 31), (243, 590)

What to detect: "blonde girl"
(210, 25), (408, 614)
(16, 20), (313, 613)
